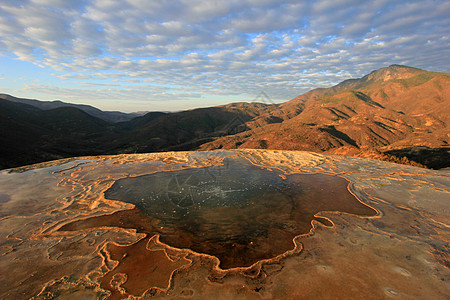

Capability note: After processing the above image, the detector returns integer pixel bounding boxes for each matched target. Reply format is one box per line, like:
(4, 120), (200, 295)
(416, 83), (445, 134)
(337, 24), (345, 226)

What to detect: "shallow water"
(62, 158), (376, 268)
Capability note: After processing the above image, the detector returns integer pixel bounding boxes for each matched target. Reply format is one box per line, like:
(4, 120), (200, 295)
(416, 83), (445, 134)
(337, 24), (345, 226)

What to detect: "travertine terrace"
(0, 150), (448, 299)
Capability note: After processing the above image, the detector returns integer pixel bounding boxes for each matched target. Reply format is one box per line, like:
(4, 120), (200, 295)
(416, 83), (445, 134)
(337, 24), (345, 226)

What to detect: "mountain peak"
(364, 64), (424, 82)
(387, 64), (416, 69)
(327, 65), (428, 92)
(285, 65), (433, 105)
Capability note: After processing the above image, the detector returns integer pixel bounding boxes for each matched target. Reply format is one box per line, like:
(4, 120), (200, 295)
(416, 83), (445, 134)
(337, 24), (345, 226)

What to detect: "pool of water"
(62, 158), (376, 268)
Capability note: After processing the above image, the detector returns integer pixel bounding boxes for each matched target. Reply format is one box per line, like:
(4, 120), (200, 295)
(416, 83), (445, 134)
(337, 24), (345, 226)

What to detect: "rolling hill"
(0, 99), (117, 168)
(0, 99), (271, 169)
(0, 94), (143, 123)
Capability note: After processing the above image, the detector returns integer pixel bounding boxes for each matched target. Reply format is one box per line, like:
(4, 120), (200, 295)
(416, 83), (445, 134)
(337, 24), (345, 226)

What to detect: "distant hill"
(110, 102), (274, 153)
(0, 94), (143, 123)
(1, 65), (449, 170)
(0, 98), (272, 169)
(0, 99), (117, 169)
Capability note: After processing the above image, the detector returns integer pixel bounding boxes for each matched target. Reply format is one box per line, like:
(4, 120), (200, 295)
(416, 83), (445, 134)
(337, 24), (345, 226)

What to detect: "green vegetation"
(318, 90), (383, 108)
(318, 95), (344, 104)
(352, 91), (384, 107)
(389, 73), (436, 88)
(256, 140), (268, 149)
(291, 134), (306, 140)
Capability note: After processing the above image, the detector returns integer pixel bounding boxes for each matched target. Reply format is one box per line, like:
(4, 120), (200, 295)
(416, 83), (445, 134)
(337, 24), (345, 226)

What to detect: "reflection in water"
(61, 158), (376, 269)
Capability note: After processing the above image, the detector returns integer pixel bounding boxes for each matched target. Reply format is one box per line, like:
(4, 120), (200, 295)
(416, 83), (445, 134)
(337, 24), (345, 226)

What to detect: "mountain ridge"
(0, 94), (144, 123)
(1, 65), (449, 170)
(199, 65), (449, 168)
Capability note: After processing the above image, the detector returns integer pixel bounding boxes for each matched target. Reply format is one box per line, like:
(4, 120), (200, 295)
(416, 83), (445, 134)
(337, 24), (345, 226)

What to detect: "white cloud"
(0, 0), (449, 110)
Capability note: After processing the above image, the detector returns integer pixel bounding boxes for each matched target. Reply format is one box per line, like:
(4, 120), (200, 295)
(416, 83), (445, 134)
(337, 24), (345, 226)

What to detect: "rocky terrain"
(0, 150), (448, 299)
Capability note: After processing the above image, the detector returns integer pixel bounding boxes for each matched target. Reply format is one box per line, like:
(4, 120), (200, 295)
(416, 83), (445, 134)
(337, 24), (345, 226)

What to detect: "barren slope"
(199, 65), (450, 168)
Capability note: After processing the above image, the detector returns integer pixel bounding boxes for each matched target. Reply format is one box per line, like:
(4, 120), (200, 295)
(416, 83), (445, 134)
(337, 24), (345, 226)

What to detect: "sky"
(0, 0), (449, 112)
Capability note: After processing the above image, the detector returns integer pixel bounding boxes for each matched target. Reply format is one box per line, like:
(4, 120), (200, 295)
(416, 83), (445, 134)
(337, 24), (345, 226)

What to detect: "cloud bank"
(1, 0), (449, 110)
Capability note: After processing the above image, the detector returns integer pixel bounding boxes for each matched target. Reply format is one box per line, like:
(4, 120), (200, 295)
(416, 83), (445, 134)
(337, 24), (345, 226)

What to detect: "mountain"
(112, 102), (274, 153)
(1, 65), (448, 170)
(0, 94), (142, 123)
(199, 65), (450, 168)
(0, 99), (118, 169)
(0, 98), (272, 169)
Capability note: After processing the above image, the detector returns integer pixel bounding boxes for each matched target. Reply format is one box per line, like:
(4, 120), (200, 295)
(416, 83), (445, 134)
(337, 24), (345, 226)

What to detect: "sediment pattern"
(0, 150), (448, 299)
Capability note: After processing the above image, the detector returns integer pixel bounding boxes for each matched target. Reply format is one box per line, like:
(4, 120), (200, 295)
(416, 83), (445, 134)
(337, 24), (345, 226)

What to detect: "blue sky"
(1, 0), (449, 112)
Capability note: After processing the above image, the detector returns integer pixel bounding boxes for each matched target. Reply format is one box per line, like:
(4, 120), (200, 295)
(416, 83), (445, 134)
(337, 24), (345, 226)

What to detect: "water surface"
(62, 158), (376, 268)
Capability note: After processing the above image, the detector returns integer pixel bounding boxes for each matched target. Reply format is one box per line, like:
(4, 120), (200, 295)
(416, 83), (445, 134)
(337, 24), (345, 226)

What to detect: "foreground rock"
(0, 150), (448, 299)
